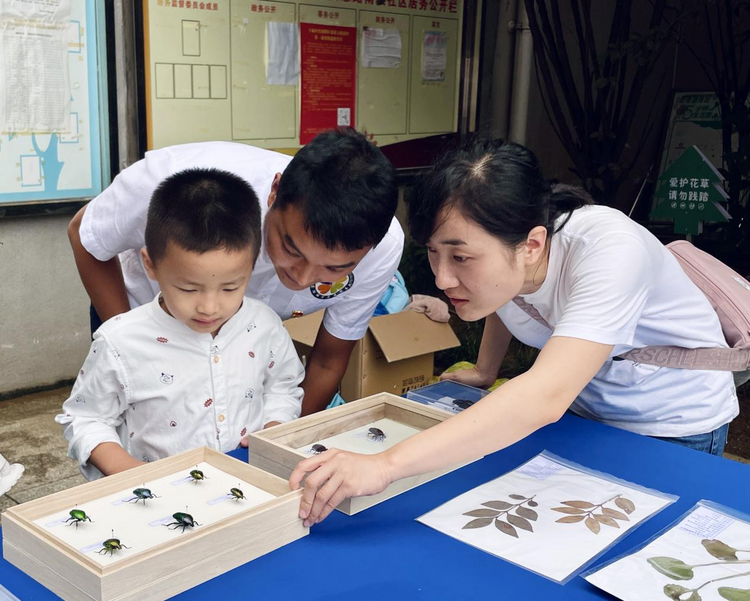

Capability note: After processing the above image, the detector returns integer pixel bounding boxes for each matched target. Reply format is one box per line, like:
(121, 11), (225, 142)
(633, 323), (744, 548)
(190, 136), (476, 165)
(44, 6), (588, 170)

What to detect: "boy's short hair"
(145, 168), (262, 265)
(273, 128), (398, 251)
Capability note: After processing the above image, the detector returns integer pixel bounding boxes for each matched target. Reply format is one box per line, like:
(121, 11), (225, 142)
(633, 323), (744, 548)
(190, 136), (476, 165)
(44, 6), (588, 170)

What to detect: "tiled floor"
(0, 386), (748, 512)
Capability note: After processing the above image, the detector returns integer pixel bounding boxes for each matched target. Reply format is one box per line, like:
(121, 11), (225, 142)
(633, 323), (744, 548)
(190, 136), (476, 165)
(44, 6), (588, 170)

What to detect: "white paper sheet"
(0, 0), (71, 131)
(266, 21), (298, 86)
(297, 417), (421, 456)
(361, 27), (401, 68)
(34, 461), (275, 566)
(585, 503), (750, 601)
(417, 453), (675, 583)
(421, 30), (446, 82)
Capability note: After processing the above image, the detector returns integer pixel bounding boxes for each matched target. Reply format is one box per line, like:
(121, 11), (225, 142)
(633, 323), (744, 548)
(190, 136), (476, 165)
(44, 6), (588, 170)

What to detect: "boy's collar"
(149, 294), (248, 341)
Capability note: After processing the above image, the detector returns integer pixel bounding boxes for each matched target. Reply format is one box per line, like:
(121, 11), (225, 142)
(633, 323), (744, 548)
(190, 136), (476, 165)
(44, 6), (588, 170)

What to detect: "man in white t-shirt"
(68, 129), (404, 415)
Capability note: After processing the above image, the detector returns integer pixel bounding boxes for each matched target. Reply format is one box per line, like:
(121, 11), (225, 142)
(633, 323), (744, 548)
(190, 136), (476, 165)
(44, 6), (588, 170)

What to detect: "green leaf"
(507, 514), (533, 532)
(495, 519), (518, 538)
(556, 515), (585, 524)
(552, 507), (586, 515)
(702, 539), (739, 561)
(508, 494), (526, 500)
(718, 588), (750, 600)
(516, 506), (538, 521)
(648, 557), (695, 580)
(561, 500), (595, 509)
(463, 508), (501, 518)
(616, 497), (636, 514)
(481, 500), (512, 510)
(463, 517), (494, 530)
(585, 516), (601, 534)
(664, 585), (701, 600)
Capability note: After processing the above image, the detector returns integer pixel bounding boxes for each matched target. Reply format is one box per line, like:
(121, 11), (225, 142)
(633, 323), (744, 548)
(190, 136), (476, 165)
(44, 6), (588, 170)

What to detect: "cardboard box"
(247, 393), (478, 514)
(284, 310), (460, 400)
(2, 447), (307, 601)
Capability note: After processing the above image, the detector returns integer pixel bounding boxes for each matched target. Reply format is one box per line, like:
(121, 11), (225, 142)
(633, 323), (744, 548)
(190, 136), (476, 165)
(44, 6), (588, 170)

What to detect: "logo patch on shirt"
(310, 274), (354, 299)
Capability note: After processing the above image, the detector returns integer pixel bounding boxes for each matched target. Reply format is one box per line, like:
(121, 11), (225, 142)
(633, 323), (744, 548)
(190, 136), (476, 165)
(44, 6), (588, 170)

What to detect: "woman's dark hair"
(145, 168), (262, 265)
(408, 140), (593, 248)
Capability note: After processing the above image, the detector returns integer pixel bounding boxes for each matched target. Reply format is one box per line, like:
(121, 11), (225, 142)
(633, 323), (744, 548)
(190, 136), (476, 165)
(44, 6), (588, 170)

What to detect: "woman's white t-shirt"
(496, 205), (738, 438)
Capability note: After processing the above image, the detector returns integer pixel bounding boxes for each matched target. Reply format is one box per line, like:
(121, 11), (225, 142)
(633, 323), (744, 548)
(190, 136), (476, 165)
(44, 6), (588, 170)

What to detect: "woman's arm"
(289, 335), (614, 526)
(441, 313), (512, 387)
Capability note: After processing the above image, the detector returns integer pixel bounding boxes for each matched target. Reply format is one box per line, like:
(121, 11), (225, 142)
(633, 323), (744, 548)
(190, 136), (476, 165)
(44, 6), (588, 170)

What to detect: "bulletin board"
(0, 0), (110, 207)
(143, 0), (464, 150)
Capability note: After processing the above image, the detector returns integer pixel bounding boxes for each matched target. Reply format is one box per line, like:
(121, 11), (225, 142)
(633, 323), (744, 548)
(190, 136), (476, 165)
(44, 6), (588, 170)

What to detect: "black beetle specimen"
(367, 427), (386, 442)
(97, 530), (131, 556)
(228, 487), (245, 502)
(189, 469), (207, 484)
(65, 508), (93, 529)
(129, 487), (159, 505)
(164, 511), (201, 533)
(453, 399), (476, 410)
(311, 444), (328, 454)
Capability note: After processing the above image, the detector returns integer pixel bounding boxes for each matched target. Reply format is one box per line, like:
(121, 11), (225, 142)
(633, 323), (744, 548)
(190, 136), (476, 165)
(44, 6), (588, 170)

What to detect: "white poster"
(421, 30), (446, 82)
(266, 21), (298, 86)
(585, 501), (750, 600)
(361, 27), (401, 69)
(417, 452), (676, 583)
(0, 0), (72, 131)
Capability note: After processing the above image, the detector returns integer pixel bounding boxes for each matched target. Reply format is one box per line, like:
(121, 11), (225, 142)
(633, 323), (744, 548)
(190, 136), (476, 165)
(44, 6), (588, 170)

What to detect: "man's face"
(263, 175), (372, 290)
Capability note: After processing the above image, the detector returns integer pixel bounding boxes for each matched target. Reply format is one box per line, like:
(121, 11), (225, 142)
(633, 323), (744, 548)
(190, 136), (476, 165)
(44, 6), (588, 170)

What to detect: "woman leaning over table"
(290, 139), (739, 527)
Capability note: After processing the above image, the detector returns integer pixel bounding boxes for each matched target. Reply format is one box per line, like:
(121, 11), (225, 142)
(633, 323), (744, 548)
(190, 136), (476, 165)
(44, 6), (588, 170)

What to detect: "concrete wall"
(0, 215), (90, 396)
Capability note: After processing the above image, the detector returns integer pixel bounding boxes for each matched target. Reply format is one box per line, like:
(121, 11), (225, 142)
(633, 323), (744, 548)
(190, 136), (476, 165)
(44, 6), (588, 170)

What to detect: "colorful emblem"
(310, 274), (354, 299)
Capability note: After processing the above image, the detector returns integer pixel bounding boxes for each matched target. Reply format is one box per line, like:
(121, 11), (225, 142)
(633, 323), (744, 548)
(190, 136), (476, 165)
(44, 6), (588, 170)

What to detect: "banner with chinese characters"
(299, 23), (356, 144)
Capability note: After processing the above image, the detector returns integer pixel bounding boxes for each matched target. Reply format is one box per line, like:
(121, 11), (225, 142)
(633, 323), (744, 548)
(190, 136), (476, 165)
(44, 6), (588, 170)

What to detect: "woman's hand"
(289, 449), (394, 527)
(440, 365), (495, 388)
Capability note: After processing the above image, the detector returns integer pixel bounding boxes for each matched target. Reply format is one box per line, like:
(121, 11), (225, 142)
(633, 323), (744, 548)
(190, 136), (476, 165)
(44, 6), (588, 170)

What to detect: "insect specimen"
(552, 494), (635, 534)
(453, 399), (476, 410)
(97, 530), (131, 556)
(164, 511), (201, 533)
(129, 487), (159, 505)
(228, 487), (245, 502)
(367, 427), (386, 442)
(311, 444), (328, 454)
(65, 508), (93, 529)
(189, 469), (207, 484)
(462, 494), (539, 538)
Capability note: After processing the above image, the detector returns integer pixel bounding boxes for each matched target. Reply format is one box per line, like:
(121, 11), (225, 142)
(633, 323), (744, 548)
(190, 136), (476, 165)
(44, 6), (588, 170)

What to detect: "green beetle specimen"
(97, 530), (131, 556)
(164, 512), (201, 532)
(128, 488), (159, 505)
(189, 469), (207, 484)
(65, 508), (93, 529)
(228, 487), (245, 502)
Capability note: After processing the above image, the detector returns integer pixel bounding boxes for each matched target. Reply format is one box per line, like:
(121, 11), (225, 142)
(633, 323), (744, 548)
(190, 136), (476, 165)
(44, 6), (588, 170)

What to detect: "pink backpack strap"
(510, 297), (750, 372)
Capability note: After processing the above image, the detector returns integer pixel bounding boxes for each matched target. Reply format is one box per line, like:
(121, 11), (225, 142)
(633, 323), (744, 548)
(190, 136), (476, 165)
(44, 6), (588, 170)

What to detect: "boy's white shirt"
(79, 141), (405, 341)
(56, 296), (304, 480)
(496, 205), (738, 438)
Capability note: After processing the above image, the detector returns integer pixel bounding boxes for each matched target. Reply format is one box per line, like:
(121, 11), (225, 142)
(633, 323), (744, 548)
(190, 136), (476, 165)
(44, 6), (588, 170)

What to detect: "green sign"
(650, 145), (731, 235)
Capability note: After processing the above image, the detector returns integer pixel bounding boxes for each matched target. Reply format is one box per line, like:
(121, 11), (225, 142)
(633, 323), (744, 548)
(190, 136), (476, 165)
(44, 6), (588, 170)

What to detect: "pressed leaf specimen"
(551, 494), (633, 534)
(462, 494), (538, 538)
(647, 537), (750, 600)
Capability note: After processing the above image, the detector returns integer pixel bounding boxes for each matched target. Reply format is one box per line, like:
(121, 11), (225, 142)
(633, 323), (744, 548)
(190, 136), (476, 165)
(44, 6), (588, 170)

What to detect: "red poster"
(300, 23), (356, 145)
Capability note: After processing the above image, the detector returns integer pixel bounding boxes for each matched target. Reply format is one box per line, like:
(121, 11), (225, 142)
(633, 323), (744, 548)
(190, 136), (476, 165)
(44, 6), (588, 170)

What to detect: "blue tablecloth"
(2, 412), (749, 600)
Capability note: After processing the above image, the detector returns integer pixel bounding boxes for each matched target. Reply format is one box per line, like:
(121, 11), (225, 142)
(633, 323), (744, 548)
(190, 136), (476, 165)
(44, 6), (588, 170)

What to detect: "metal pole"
(113, 0), (140, 172)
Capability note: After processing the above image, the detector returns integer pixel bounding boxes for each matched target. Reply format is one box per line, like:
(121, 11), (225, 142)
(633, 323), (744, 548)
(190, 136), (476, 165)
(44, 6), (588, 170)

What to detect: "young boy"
(57, 168), (304, 480)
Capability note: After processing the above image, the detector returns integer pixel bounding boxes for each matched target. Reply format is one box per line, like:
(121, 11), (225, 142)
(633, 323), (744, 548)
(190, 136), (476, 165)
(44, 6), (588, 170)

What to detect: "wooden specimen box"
(247, 393), (473, 515)
(2, 447), (308, 600)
